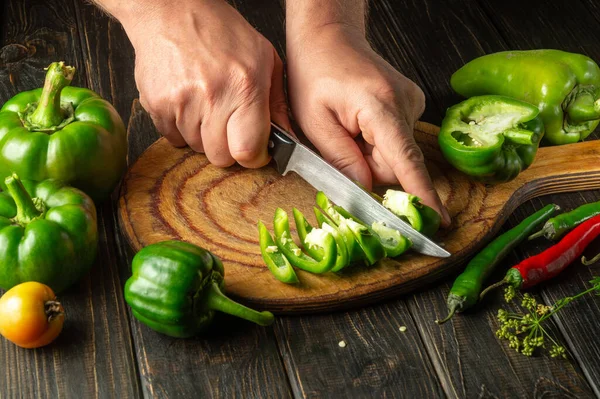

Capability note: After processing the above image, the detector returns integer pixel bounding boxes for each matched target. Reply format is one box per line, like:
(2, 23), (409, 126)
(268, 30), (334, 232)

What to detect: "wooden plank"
(275, 305), (444, 398)
(368, 0), (597, 397)
(0, 0), (141, 398)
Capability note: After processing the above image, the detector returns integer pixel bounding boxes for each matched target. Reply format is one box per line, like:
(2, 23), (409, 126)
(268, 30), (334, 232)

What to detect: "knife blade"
(268, 123), (450, 258)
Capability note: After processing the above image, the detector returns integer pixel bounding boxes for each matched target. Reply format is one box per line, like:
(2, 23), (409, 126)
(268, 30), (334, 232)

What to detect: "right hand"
(122, 0), (290, 168)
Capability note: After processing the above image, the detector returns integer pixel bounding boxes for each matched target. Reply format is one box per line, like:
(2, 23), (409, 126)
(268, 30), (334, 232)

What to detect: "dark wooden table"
(2, 0), (600, 397)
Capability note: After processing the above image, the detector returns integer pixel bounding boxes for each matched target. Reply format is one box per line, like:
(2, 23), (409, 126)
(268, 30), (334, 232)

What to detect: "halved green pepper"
(273, 208), (337, 273)
(258, 221), (299, 284)
(438, 95), (544, 184)
(293, 208), (348, 272)
(315, 192), (385, 266)
(451, 50), (600, 146)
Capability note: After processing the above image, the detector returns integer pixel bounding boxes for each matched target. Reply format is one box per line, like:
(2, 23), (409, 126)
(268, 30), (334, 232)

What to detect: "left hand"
(286, 24), (450, 226)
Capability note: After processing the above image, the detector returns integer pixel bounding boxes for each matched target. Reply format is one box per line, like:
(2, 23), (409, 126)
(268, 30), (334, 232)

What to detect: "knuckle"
(399, 141), (425, 165)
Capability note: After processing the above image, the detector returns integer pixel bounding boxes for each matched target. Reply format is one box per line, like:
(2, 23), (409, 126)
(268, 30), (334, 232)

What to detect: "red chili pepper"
(481, 215), (600, 297)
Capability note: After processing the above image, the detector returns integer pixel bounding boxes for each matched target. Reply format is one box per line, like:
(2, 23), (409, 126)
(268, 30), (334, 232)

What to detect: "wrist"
(287, 22), (368, 60)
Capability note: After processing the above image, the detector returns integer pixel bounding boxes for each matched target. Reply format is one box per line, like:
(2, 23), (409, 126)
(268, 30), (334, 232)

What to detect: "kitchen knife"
(268, 122), (451, 258)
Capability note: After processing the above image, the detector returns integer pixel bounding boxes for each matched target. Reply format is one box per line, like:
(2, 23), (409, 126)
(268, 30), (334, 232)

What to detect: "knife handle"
(269, 122), (297, 175)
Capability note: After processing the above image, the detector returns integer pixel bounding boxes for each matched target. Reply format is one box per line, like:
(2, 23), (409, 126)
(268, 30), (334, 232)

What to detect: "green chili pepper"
(370, 222), (412, 258)
(315, 192), (385, 266)
(273, 208), (337, 273)
(451, 50), (600, 146)
(436, 204), (559, 325)
(380, 190), (442, 236)
(258, 221), (298, 284)
(529, 200), (600, 241)
(0, 174), (97, 294)
(293, 208), (348, 272)
(124, 240), (274, 338)
(0, 62), (127, 201)
(438, 95), (544, 184)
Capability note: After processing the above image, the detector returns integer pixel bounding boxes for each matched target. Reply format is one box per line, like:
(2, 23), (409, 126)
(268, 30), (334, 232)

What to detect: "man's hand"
(286, 2), (450, 225)
(96, 0), (290, 168)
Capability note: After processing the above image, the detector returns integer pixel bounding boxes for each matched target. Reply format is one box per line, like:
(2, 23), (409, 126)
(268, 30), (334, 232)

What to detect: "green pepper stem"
(528, 229), (546, 241)
(5, 174), (44, 225)
(502, 127), (537, 145)
(582, 252), (600, 266)
(204, 282), (274, 326)
(566, 93), (600, 123)
(26, 62), (75, 130)
(435, 305), (457, 325)
(479, 279), (507, 301)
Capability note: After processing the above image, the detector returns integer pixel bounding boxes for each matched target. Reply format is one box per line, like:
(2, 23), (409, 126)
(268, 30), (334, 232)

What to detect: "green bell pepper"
(314, 206), (366, 265)
(293, 208), (348, 272)
(258, 221), (299, 284)
(124, 240), (274, 338)
(0, 62), (127, 201)
(438, 95), (544, 184)
(451, 50), (600, 146)
(381, 190), (442, 237)
(0, 173), (97, 293)
(273, 208), (337, 273)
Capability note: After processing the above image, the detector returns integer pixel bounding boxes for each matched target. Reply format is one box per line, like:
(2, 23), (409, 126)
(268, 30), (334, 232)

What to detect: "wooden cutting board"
(118, 122), (600, 313)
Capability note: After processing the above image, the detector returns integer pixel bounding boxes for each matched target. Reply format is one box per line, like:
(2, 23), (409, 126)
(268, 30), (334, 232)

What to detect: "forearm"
(285, 0), (366, 38)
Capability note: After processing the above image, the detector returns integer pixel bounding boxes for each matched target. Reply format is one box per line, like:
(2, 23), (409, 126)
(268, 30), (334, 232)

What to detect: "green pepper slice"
(293, 208), (348, 272)
(380, 190), (441, 237)
(258, 221), (299, 284)
(315, 192), (385, 266)
(438, 95), (544, 184)
(314, 207), (366, 265)
(273, 208), (336, 273)
(371, 222), (412, 258)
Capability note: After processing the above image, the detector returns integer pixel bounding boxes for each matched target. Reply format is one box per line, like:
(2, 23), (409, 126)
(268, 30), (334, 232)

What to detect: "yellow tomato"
(0, 282), (65, 348)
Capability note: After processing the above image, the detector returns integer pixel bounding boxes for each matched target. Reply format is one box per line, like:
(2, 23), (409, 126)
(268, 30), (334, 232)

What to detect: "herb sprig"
(496, 276), (600, 358)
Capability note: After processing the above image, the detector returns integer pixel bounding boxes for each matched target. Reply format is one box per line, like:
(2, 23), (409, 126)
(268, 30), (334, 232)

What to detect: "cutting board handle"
(488, 140), (600, 205)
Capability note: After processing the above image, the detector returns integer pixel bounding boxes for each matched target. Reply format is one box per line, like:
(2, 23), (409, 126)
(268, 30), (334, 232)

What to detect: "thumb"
(308, 121), (372, 190)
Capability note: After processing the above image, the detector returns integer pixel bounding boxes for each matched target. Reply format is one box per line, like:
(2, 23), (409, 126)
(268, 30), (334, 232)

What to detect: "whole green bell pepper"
(0, 173), (97, 293)
(438, 95), (544, 184)
(0, 62), (127, 201)
(125, 240), (274, 338)
(451, 50), (600, 146)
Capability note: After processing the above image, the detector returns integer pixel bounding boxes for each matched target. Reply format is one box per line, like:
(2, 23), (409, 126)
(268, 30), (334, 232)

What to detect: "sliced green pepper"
(258, 221), (299, 284)
(314, 207), (366, 265)
(381, 190), (441, 237)
(451, 50), (600, 146)
(293, 208), (348, 272)
(371, 222), (412, 258)
(315, 192), (385, 266)
(438, 95), (543, 184)
(273, 208), (336, 273)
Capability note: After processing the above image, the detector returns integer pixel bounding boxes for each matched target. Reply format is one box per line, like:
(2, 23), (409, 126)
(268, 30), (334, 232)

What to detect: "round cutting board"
(118, 122), (600, 313)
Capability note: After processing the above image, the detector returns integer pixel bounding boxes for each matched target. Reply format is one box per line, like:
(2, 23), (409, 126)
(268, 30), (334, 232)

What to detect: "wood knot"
(0, 43), (30, 64)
